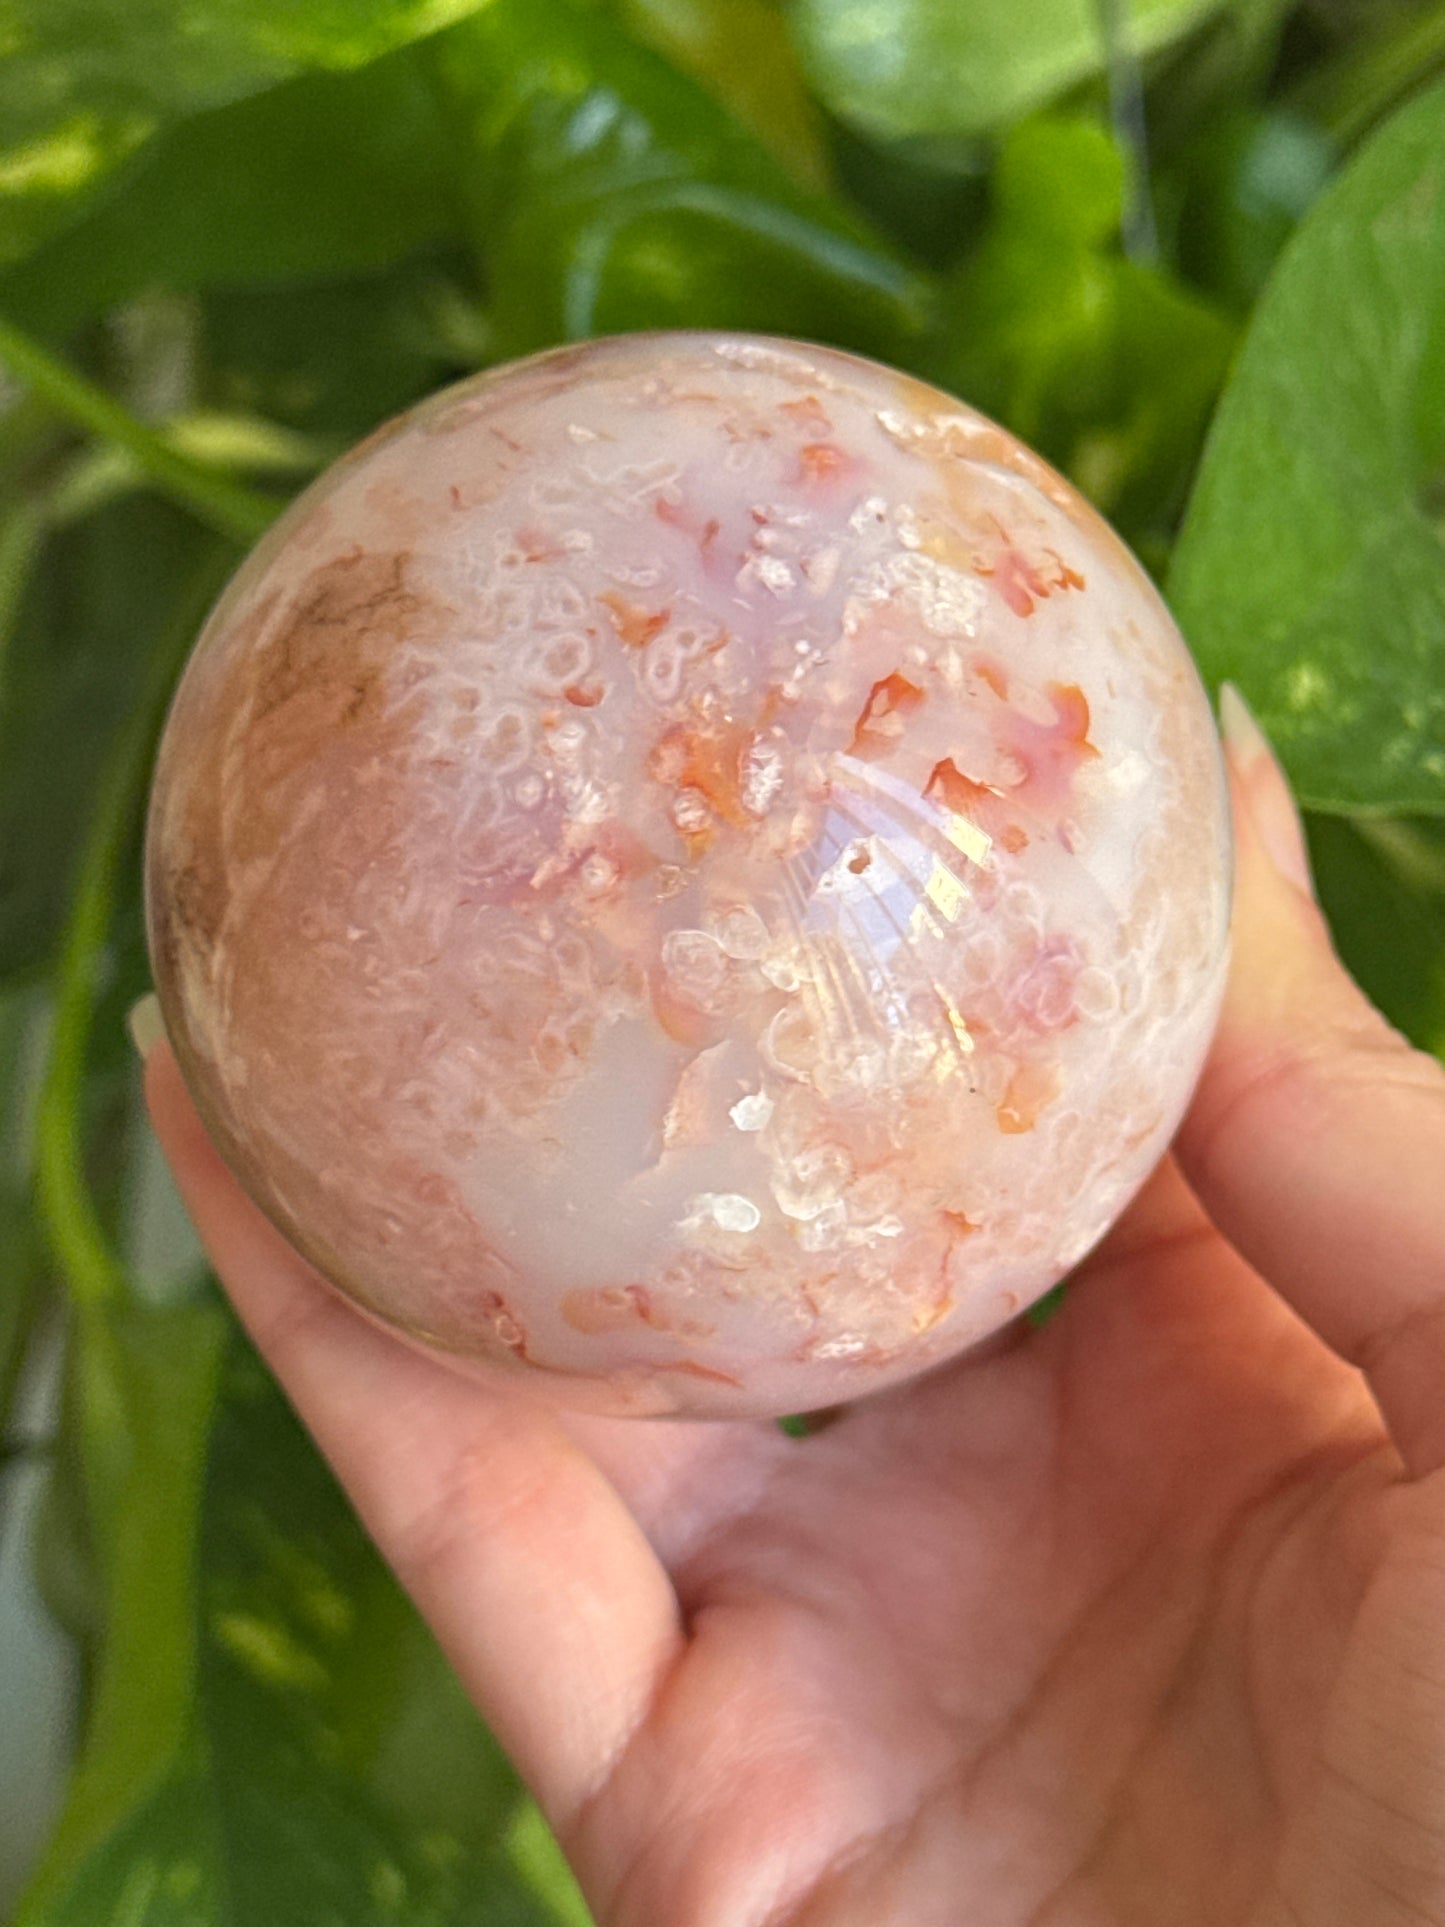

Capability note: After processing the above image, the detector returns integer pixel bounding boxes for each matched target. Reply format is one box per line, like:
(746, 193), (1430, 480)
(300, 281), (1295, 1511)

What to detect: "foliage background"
(1, 0), (1443, 1920)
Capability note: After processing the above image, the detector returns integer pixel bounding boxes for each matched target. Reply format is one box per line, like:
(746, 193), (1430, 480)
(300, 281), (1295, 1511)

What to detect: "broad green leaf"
(505, 1801), (595, 1926)
(1142, 0), (1292, 152)
(826, 127), (989, 272)
(431, 0), (932, 358)
(0, 500), (232, 982)
(939, 116), (1236, 554)
(1171, 109), (1336, 312)
(1285, 0), (1445, 147)
(0, 54), (459, 340)
(1169, 79), (1445, 814)
(789, 0), (1226, 142)
(1309, 814), (1445, 1059)
(0, 0), (494, 269)
(22, 1329), (561, 1925)
(600, 0), (832, 189)
(201, 263), (474, 439)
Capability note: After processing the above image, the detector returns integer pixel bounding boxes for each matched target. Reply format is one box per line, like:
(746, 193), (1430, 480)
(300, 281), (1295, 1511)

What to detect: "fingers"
(143, 1040), (684, 1830)
(1175, 687), (1445, 1479)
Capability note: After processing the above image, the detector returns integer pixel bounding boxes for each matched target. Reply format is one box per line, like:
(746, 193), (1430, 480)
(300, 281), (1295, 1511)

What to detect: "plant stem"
(0, 312), (280, 546)
(33, 546), (236, 1310)
(1095, 0), (1159, 262)
(0, 497), (43, 721)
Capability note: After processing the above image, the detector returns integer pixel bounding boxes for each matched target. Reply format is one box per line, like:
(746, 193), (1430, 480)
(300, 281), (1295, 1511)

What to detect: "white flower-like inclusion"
(146, 332), (1230, 1418)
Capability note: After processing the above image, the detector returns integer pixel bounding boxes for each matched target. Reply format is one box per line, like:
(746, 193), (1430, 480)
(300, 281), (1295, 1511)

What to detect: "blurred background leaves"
(1, 0), (1444, 1919)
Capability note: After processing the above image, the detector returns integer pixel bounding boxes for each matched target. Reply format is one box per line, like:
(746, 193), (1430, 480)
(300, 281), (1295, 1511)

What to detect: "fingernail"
(127, 991), (164, 1060)
(1218, 682), (1314, 897)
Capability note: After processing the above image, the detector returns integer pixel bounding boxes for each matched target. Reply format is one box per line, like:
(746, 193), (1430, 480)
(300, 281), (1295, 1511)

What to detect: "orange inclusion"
(515, 526), (562, 564)
(779, 394), (832, 430)
(977, 546), (1086, 618)
(942, 1209), (979, 1239)
(649, 964), (719, 1046)
(668, 1360), (746, 1387)
(589, 821), (659, 880)
(655, 496), (721, 559)
(600, 590), (670, 650)
(651, 719), (756, 831)
(974, 657), (1009, 700)
(563, 680), (603, 707)
(562, 1286), (644, 1334)
(925, 756), (1032, 856)
(798, 440), (852, 484)
(561, 1284), (715, 1341)
(925, 756), (997, 816)
(850, 672), (925, 756)
(995, 683), (1099, 822)
(996, 1061), (1063, 1134)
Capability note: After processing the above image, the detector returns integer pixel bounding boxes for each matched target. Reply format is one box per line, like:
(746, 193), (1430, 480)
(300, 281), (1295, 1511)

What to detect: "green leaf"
(21, 1328), (564, 1925)
(1309, 813), (1445, 1058)
(0, 0), (495, 269)
(504, 1800), (595, 1926)
(0, 315), (279, 543)
(0, 501), (233, 983)
(938, 115), (1236, 552)
(0, 53), (460, 340)
(1027, 1281), (1068, 1328)
(789, 0), (1227, 142)
(596, 0), (832, 190)
(1170, 109), (1337, 312)
(1285, 0), (1445, 147)
(430, 0), (932, 358)
(1169, 79), (1445, 814)
(200, 263), (475, 440)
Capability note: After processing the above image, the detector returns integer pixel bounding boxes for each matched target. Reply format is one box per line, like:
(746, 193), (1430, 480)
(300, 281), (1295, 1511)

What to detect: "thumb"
(1175, 685), (1445, 1480)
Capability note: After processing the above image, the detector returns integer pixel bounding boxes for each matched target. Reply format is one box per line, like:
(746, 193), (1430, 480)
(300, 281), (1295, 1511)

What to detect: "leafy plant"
(0, 1), (1442, 1920)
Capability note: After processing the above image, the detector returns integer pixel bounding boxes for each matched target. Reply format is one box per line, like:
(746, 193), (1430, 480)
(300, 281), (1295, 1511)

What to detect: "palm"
(564, 1158), (1415, 1926)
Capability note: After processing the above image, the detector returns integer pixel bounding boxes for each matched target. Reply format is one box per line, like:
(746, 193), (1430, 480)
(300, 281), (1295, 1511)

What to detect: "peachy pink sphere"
(146, 333), (1230, 1418)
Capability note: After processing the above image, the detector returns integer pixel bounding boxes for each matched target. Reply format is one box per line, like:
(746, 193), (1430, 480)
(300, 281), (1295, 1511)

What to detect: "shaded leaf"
(0, 0), (493, 269)
(1169, 79), (1445, 813)
(1284, 0), (1445, 146)
(200, 262), (473, 440)
(1309, 813), (1445, 1057)
(938, 116), (1236, 553)
(826, 127), (989, 272)
(597, 0), (832, 190)
(0, 500), (230, 983)
(789, 0), (1227, 142)
(431, 0), (933, 358)
(1171, 109), (1336, 311)
(0, 53), (460, 341)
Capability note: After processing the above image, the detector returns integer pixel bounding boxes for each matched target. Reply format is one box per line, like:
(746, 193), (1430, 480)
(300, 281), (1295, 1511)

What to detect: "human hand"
(143, 692), (1445, 1927)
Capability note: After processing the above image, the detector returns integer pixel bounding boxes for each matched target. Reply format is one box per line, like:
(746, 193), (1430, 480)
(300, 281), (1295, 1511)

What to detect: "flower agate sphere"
(146, 333), (1230, 1418)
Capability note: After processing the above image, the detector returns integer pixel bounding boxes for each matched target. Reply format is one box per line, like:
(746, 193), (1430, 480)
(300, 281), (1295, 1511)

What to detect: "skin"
(144, 692), (1445, 1926)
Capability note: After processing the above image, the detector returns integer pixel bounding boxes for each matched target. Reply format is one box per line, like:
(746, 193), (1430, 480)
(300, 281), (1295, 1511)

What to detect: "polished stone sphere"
(146, 333), (1230, 1417)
